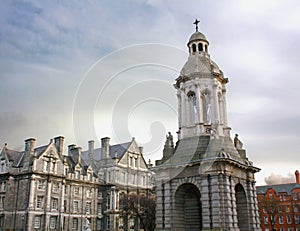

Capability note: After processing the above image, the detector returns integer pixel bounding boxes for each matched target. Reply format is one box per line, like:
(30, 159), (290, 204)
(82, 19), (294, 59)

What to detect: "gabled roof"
(0, 147), (24, 167)
(256, 183), (300, 195)
(81, 141), (131, 161)
(34, 145), (48, 158)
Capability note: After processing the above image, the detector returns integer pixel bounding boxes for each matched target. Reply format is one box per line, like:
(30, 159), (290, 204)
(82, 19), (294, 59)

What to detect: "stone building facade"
(154, 24), (261, 230)
(0, 136), (153, 231)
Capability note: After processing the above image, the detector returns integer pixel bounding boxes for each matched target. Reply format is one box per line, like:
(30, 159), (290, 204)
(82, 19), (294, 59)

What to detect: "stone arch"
(235, 183), (249, 231)
(174, 183), (202, 231)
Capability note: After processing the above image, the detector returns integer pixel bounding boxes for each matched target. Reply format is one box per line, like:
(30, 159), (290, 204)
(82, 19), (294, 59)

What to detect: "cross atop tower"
(193, 19), (200, 32)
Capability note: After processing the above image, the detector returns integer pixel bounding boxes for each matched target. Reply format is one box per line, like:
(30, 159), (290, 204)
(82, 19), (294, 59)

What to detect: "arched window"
(198, 43), (203, 52)
(192, 44), (197, 53)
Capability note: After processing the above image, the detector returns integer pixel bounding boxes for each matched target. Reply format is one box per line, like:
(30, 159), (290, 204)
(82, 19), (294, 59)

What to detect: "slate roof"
(81, 141), (131, 161)
(2, 148), (24, 167)
(256, 183), (300, 195)
(34, 145), (48, 157)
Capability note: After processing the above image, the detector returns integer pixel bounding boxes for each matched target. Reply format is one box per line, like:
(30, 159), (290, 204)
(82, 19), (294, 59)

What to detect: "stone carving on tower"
(154, 20), (261, 231)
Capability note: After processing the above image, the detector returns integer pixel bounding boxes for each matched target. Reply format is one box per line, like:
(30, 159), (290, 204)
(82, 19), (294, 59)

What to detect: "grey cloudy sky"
(1, 0), (300, 185)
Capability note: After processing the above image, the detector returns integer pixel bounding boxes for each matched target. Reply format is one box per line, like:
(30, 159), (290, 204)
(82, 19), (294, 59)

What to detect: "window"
(192, 44), (196, 53)
(86, 188), (92, 198)
(107, 216), (110, 229)
(294, 204), (299, 212)
(280, 228), (285, 231)
(64, 167), (68, 176)
(0, 196), (5, 209)
(51, 198), (58, 210)
(278, 205), (283, 213)
(1, 182), (6, 191)
(134, 158), (138, 168)
(50, 216), (57, 229)
(34, 216), (41, 228)
(98, 191), (102, 198)
(293, 193), (298, 201)
(286, 205), (290, 212)
(279, 215), (284, 224)
(263, 206), (267, 213)
(198, 43), (203, 52)
(73, 201), (79, 212)
(269, 193), (273, 200)
(119, 217), (124, 229)
(75, 171), (80, 179)
(96, 219), (101, 230)
(280, 194), (286, 201)
(295, 215), (300, 224)
(86, 202), (91, 214)
(36, 196), (43, 209)
(51, 162), (56, 172)
(74, 186), (79, 195)
(72, 218), (78, 230)
(64, 200), (67, 212)
(97, 203), (102, 214)
(107, 194), (110, 210)
(45, 161), (50, 172)
(37, 180), (44, 190)
(264, 216), (268, 224)
(287, 215), (292, 224)
(52, 182), (59, 192)
(88, 173), (92, 181)
(64, 185), (67, 194)
(288, 228), (293, 231)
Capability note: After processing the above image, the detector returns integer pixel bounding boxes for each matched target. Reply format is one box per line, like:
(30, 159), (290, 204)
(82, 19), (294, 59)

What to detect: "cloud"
(264, 172), (296, 185)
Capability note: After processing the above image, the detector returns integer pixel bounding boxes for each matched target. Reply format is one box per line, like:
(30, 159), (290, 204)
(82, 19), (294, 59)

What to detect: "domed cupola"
(187, 19), (209, 54)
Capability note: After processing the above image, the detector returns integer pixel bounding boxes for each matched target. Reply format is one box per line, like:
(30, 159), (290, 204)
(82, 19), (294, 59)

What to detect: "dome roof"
(188, 31), (208, 43)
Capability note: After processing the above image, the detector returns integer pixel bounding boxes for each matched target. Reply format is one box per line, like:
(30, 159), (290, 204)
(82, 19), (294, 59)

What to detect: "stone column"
(200, 176), (211, 231)
(28, 179), (36, 210)
(164, 181), (172, 231)
(177, 91), (182, 129)
(155, 182), (164, 230)
(230, 177), (239, 230)
(210, 175), (221, 229)
(247, 180), (261, 230)
(222, 175), (235, 230)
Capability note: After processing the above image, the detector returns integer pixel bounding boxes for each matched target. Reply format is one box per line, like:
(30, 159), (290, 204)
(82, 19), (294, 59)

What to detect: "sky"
(0, 0), (300, 185)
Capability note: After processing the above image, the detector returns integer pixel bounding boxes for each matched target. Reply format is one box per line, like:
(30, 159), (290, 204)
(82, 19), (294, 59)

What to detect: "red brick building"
(257, 171), (300, 231)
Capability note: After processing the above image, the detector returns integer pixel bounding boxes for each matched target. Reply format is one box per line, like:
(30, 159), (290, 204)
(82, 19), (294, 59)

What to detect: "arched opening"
(174, 183), (202, 231)
(235, 183), (249, 231)
(192, 44), (197, 53)
(198, 43), (203, 52)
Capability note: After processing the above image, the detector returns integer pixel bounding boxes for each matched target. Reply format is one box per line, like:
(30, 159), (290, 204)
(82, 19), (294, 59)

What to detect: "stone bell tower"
(154, 20), (261, 231)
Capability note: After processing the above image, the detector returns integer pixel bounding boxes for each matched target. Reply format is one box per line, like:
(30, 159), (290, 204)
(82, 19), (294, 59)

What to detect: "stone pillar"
(247, 181), (261, 230)
(46, 180), (52, 211)
(155, 183), (164, 230)
(212, 84), (220, 125)
(28, 179), (36, 210)
(177, 91), (182, 129)
(222, 175), (234, 230)
(210, 175), (221, 229)
(230, 177), (239, 230)
(164, 181), (172, 231)
(200, 176), (211, 231)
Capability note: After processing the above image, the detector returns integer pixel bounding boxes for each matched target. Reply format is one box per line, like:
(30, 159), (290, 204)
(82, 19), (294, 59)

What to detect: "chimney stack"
(139, 146), (144, 154)
(88, 140), (95, 160)
(295, 170), (300, 184)
(54, 136), (64, 156)
(25, 138), (36, 155)
(101, 137), (110, 159)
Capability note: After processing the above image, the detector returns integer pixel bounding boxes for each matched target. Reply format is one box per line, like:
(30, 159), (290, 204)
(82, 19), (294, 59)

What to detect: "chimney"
(88, 140), (95, 160)
(76, 147), (82, 164)
(25, 138), (36, 155)
(68, 144), (76, 155)
(54, 136), (64, 156)
(295, 170), (300, 184)
(101, 137), (110, 159)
